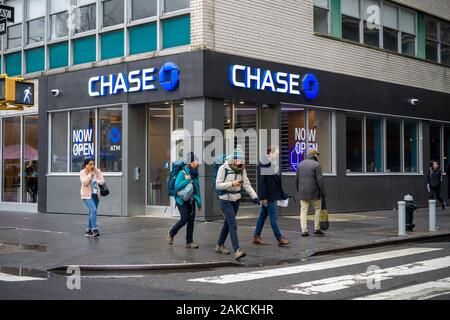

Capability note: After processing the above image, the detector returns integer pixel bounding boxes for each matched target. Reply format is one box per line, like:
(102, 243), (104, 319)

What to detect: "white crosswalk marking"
(0, 272), (46, 282)
(188, 247), (442, 284)
(278, 256), (450, 295)
(354, 277), (450, 300)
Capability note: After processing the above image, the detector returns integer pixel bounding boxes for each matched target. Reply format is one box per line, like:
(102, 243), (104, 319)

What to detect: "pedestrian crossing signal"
(0, 74), (34, 109)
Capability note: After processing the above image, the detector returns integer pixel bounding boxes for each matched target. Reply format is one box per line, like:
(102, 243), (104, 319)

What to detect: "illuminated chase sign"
(229, 65), (319, 100)
(89, 62), (179, 97)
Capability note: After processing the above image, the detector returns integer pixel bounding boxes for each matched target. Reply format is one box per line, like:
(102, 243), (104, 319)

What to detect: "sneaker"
(215, 245), (231, 255)
(301, 232), (309, 237)
(186, 242), (199, 249)
(314, 229), (325, 236)
(167, 231), (174, 245)
(84, 230), (93, 237)
(92, 229), (100, 237)
(442, 203), (446, 210)
(234, 248), (246, 260)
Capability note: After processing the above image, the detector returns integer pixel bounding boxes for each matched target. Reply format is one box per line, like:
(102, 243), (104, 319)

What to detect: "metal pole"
(398, 201), (406, 236)
(429, 199), (437, 232)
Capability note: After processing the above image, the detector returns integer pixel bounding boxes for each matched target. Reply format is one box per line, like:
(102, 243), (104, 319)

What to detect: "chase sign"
(89, 62), (179, 97)
(229, 65), (319, 100)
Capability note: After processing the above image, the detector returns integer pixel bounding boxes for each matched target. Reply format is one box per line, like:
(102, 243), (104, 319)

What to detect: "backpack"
(212, 155), (241, 196)
(168, 160), (187, 197)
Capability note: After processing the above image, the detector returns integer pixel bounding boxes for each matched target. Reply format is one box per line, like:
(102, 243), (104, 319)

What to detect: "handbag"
(319, 196), (329, 231)
(177, 182), (194, 201)
(99, 183), (110, 197)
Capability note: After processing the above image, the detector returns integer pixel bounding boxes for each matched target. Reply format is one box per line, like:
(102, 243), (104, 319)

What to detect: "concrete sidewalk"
(0, 207), (449, 271)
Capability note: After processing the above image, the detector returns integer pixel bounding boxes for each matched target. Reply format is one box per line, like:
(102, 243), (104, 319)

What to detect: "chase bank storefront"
(38, 51), (450, 220)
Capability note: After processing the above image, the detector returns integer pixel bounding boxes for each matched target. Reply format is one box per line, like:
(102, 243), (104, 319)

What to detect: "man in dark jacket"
(296, 149), (326, 236)
(253, 147), (290, 246)
(427, 160), (446, 210)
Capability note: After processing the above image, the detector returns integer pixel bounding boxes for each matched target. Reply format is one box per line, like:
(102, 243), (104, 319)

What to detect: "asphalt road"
(1, 241), (450, 300)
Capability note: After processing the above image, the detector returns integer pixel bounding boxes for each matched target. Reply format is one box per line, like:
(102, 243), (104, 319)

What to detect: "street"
(1, 241), (450, 300)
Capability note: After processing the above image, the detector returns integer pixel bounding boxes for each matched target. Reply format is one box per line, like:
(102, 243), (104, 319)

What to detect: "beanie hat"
(186, 152), (198, 163)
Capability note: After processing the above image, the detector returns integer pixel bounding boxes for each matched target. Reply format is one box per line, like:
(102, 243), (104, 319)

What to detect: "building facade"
(0, 0), (449, 220)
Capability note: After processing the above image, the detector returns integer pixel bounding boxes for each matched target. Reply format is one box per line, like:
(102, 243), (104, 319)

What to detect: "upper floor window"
(6, 0), (23, 49)
(382, 3), (399, 52)
(441, 22), (450, 66)
(26, 0), (45, 44)
(75, 0), (96, 34)
(313, 0), (330, 34)
(399, 9), (416, 56)
(49, 0), (70, 40)
(102, 0), (124, 28)
(163, 0), (189, 14)
(130, 0), (157, 22)
(341, 0), (360, 42)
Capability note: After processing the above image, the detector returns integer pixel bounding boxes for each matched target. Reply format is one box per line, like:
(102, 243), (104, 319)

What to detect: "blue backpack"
(168, 160), (187, 197)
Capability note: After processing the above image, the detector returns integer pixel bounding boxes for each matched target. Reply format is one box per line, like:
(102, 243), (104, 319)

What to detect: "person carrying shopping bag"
(214, 147), (259, 260)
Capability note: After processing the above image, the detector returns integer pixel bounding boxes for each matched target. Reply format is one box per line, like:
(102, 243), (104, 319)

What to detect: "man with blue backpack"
(214, 147), (259, 260)
(167, 152), (202, 249)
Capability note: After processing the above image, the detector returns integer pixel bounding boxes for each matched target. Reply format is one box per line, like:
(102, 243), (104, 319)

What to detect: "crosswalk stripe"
(0, 272), (46, 282)
(278, 256), (450, 295)
(188, 247), (442, 284)
(354, 277), (450, 300)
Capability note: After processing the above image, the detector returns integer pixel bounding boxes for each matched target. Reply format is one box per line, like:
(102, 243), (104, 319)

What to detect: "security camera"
(50, 89), (61, 97)
(408, 98), (419, 106)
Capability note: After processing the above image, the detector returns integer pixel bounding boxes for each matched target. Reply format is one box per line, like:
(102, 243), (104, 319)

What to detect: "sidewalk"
(0, 207), (449, 271)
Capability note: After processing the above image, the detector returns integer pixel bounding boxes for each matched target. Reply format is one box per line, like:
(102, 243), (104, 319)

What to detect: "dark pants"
(218, 200), (240, 252)
(429, 186), (444, 205)
(254, 201), (283, 240)
(169, 201), (196, 244)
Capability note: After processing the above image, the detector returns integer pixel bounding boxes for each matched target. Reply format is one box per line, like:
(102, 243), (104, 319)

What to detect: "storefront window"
(70, 109), (96, 172)
(2, 117), (21, 202)
(404, 121), (418, 172)
(445, 127), (450, 174)
(131, 0), (157, 21)
(308, 110), (331, 173)
(366, 118), (383, 172)
(173, 103), (184, 130)
(51, 112), (68, 172)
(23, 115), (38, 203)
(281, 108), (305, 173)
(386, 120), (401, 172)
(430, 125), (441, 166)
(346, 116), (363, 172)
(99, 107), (122, 172)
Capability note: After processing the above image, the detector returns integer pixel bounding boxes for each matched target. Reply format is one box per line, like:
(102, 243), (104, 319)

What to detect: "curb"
(48, 261), (241, 273)
(309, 232), (450, 257)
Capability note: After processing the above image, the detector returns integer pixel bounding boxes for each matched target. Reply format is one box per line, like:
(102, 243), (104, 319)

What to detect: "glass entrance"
(146, 102), (183, 216)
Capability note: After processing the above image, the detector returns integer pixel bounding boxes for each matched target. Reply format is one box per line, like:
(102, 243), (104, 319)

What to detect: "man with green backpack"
(214, 147), (259, 260)
(167, 152), (202, 249)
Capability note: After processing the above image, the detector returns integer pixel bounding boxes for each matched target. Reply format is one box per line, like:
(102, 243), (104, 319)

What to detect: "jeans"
(218, 200), (240, 252)
(429, 186), (444, 205)
(169, 201), (196, 244)
(83, 194), (99, 231)
(300, 199), (322, 233)
(254, 201), (282, 240)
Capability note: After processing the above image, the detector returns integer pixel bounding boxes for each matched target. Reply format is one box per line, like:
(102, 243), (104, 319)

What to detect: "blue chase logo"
(89, 62), (180, 97)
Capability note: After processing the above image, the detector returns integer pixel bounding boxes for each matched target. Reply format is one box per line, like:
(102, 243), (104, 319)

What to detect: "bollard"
(398, 201), (406, 236)
(429, 199), (437, 232)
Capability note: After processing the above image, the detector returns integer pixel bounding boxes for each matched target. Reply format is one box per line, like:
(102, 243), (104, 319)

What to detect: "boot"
(252, 235), (267, 245)
(278, 237), (291, 247)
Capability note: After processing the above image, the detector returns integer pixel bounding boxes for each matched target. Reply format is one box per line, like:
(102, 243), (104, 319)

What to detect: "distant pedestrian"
(167, 152), (202, 249)
(295, 149), (326, 236)
(215, 147), (259, 260)
(253, 146), (291, 246)
(80, 158), (105, 237)
(427, 160), (446, 210)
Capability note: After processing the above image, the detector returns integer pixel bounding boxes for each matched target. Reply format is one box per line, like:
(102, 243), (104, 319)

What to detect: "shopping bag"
(320, 197), (329, 231)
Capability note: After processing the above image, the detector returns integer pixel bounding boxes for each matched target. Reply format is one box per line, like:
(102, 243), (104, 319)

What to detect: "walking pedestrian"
(253, 146), (291, 246)
(215, 148), (259, 260)
(167, 152), (202, 248)
(427, 160), (446, 210)
(80, 158), (105, 237)
(295, 149), (326, 236)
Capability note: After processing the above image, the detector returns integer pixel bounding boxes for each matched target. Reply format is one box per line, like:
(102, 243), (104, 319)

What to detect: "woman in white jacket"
(215, 148), (259, 260)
